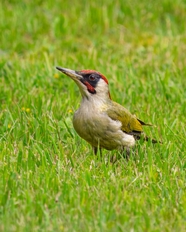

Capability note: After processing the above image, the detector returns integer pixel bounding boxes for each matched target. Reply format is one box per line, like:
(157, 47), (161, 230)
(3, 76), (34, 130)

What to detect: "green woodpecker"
(56, 67), (156, 154)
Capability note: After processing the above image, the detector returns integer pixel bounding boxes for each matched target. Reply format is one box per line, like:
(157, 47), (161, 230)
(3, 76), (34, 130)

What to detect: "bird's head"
(56, 67), (111, 100)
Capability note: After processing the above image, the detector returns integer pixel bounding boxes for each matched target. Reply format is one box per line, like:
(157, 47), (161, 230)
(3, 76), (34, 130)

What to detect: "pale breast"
(73, 108), (135, 150)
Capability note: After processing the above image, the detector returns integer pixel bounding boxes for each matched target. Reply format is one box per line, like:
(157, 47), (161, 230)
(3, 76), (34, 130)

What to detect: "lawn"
(0, 0), (186, 231)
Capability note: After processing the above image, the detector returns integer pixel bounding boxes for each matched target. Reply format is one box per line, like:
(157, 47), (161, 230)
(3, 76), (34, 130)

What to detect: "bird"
(56, 67), (158, 156)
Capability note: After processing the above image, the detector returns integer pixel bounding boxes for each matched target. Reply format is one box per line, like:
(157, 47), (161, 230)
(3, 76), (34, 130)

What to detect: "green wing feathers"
(106, 101), (146, 134)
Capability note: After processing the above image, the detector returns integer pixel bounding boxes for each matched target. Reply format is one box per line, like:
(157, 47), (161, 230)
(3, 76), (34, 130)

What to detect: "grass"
(0, 0), (186, 231)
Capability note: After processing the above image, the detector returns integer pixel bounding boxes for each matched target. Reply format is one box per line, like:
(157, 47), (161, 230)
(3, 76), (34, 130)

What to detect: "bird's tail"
(143, 135), (162, 144)
(137, 119), (162, 143)
(131, 132), (162, 144)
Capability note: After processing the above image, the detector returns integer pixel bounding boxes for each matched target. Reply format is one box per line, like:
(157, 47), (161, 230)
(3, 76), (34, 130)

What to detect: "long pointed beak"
(56, 67), (83, 81)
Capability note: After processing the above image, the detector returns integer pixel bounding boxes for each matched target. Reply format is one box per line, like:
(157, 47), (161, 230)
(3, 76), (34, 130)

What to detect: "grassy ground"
(0, 0), (186, 231)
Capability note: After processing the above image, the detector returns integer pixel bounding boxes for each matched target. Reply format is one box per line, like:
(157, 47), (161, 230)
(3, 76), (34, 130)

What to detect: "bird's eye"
(89, 74), (96, 81)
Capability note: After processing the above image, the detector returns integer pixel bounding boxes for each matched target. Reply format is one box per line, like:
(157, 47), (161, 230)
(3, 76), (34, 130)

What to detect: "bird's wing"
(106, 101), (144, 135)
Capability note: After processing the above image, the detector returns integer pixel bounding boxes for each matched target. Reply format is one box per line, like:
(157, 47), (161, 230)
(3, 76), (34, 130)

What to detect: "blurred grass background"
(0, 0), (186, 231)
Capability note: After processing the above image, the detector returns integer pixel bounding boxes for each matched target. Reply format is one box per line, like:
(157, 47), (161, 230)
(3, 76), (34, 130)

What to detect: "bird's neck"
(80, 93), (111, 111)
(79, 79), (112, 110)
